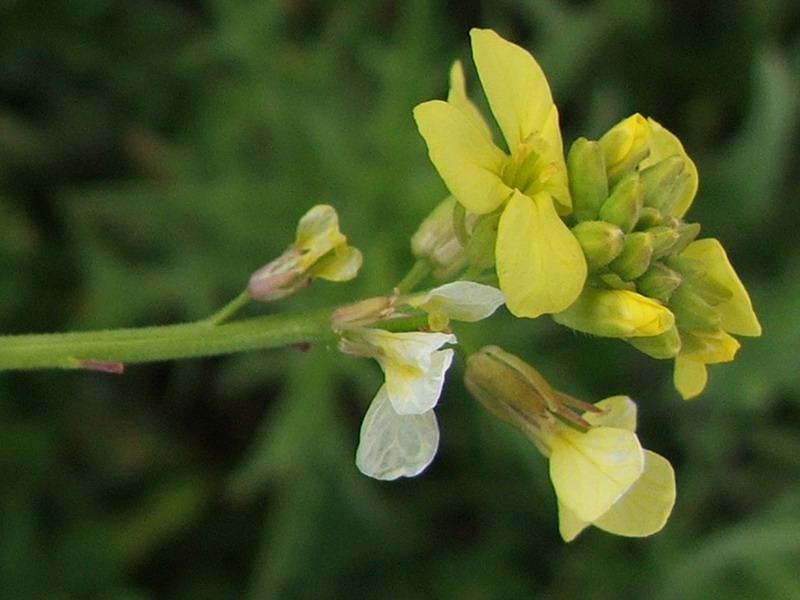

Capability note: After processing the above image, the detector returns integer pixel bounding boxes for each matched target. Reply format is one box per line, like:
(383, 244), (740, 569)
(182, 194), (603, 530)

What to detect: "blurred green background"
(1, 0), (799, 598)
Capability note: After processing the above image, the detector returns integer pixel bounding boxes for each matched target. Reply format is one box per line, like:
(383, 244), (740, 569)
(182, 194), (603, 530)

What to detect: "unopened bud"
(598, 114), (651, 185)
(572, 221), (625, 270)
(636, 262), (683, 302)
(567, 137), (608, 222)
(552, 287), (674, 338)
(411, 196), (468, 278)
(670, 222), (701, 256)
(636, 206), (664, 229)
(609, 231), (654, 281)
(668, 286), (721, 329)
(598, 172), (645, 232)
(627, 325), (682, 359)
(466, 210), (501, 272)
(648, 226), (681, 259)
(639, 155), (688, 214)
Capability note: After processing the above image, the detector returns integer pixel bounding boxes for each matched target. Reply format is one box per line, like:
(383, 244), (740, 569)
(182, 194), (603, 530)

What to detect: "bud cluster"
(556, 115), (760, 397)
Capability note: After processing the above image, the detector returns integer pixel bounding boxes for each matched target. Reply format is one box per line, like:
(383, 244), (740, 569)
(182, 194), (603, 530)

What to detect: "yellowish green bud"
(609, 231), (654, 281)
(636, 206), (664, 229)
(668, 286), (721, 329)
(567, 137), (609, 222)
(639, 155), (688, 214)
(636, 262), (682, 302)
(552, 287), (674, 338)
(595, 271), (637, 291)
(598, 114), (651, 185)
(627, 325), (682, 359)
(411, 196), (467, 279)
(648, 226), (681, 259)
(670, 222), (701, 256)
(571, 221), (625, 270)
(598, 172), (644, 232)
(466, 210), (501, 272)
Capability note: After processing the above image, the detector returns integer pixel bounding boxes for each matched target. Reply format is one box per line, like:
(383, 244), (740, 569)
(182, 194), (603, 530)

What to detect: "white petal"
(384, 349), (454, 414)
(355, 387), (440, 480)
(409, 281), (505, 322)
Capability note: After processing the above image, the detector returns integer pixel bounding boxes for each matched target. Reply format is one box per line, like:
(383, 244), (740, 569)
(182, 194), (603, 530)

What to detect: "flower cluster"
(465, 346), (675, 541)
(553, 116), (762, 398)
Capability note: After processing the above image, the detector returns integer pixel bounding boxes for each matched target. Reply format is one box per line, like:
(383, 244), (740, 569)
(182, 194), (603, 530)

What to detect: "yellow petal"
(496, 190), (587, 318)
(447, 61), (494, 141)
(309, 244), (363, 281)
(640, 118), (699, 218)
(592, 450), (676, 537)
(674, 356), (708, 399)
(557, 500), (590, 542)
(583, 395), (638, 432)
(549, 426), (644, 522)
(680, 328), (740, 363)
(552, 288), (674, 338)
(414, 100), (511, 214)
(470, 28), (554, 152)
(680, 238), (761, 336)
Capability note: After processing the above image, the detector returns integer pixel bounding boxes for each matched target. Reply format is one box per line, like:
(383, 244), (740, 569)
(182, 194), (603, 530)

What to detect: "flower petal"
(592, 450), (676, 537)
(383, 349), (454, 415)
(549, 426), (645, 522)
(496, 191), (587, 318)
(674, 356), (708, 400)
(680, 238), (761, 336)
(640, 118), (699, 218)
(356, 386), (440, 480)
(557, 500), (590, 542)
(583, 395), (638, 432)
(413, 99), (511, 214)
(470, 28), (554, 152)
(408, 281), (505, 322)
(447, 60), (494, 141)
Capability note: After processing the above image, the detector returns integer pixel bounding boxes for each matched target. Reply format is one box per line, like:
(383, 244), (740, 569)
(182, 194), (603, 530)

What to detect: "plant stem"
(395, 259), (432, 294)
(0, 308), (336, 371)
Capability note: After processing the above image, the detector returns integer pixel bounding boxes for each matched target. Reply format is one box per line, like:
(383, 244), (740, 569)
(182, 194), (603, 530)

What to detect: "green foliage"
(1, 0), (799, 597)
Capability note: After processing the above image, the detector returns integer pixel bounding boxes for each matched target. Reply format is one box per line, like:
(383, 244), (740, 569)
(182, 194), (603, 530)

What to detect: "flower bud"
(648, 226), (681, 259)
(668, 286), (721, 329)
(598, 172), (644, 232)
(636, 262), (683, 302)
(609, 231), (654, 281)
(411, 196), (468, 279)
(639, 155), (688, 214)
(567, 137), (608, 222)
(627, 325), (682, 359)
(571, 221), (625, 270)
(553, 287), (674, 338)
(636, 206), (664, 229)
(466, 210), (501, 272)
(598, 114), (651, 185)
(669, 222), (701, 256)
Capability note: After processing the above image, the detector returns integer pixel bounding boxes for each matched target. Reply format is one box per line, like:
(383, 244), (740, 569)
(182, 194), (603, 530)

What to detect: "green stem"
(201, 291), (252, 326)
(395, 259), (432, 294)
(0, 308), (336, 371)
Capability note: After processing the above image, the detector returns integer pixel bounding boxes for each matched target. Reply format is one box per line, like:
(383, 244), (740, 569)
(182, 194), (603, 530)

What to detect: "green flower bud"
(609, 231), (654, 281)
(594, 272), (637, 291)
(636, 206), (664, 229)
(636, 262), (683, 302)
(648, 226), (681, 259)
(682, 273), (733, 307)
(567, 138), (609, 222)
(572, 221), (625, 270)
(411, 196), (468, 279)
(670, 222), (701, 256)
(466, 210), (501, 272)
(639, 155), (689, 214)
(668, 286), (721, 329)
(627, 325), (682, 359)
(553, 287), (674, 338)
(598, 172), (645, 232)
(598, 114), (651, 185)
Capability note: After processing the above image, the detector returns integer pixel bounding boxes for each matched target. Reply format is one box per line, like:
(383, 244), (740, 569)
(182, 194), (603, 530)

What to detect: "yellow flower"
(413, 29), (586, 318)
(248, 204), (362, 300)
(671, 238), (761, 399)
(464, 346), (675, 541)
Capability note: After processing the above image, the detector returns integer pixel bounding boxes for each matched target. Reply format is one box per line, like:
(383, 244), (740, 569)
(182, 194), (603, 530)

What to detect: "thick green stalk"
(0, 308), (336, 371)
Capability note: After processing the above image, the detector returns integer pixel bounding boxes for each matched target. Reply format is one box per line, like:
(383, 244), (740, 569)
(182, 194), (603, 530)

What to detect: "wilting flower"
(414, 28), (586, 318)
(340, 283), (504, 480)
(248, 204), (362, 300)
(465, 345), (675, 541)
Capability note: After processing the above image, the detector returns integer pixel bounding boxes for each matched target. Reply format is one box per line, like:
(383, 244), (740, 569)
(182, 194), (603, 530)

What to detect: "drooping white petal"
(382, 349), (454, 415)
(408, 281), (505, 322)
(355, 386), (440, 480)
